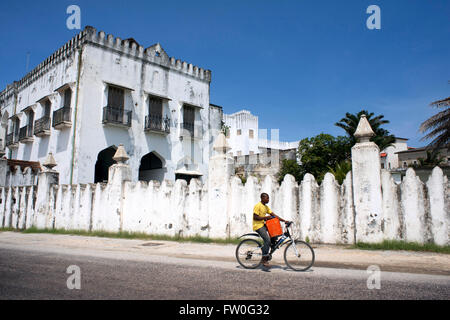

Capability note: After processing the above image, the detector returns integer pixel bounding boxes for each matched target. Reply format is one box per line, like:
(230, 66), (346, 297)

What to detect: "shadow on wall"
(143, 133), (172, 163)
(56, 130), (71, 153)
(103, 127), (132, 150)
(37, 137), (50, 158)
(22, 144), (32, 161)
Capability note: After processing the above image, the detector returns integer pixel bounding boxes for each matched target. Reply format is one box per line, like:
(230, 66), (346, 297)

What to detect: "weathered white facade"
(380, 137), (409, 170)
(1, 119), (449, 245)
(0, 26), (222, 185)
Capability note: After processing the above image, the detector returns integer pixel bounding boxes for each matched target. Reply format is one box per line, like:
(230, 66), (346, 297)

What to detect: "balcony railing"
(180, 122), (203, 139)
(19, 125), (34, 143)
(144, 114), (170, 134)
(52, 107), (72, 129)
(34, 116), (51, 137)
(102, 106), (132, 127)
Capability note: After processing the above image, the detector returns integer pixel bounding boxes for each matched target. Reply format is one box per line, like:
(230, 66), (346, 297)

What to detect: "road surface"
(1, 245), (449, 300)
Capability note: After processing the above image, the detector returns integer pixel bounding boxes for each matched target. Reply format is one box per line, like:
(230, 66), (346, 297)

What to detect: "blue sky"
(0, 0), (449, 147)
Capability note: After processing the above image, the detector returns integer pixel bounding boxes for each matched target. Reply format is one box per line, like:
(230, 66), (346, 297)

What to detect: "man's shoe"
(261, 257), (271, 268)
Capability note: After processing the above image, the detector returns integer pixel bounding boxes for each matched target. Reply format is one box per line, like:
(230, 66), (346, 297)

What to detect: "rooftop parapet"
(0, 26), (211, 102)
(83, 26), (211, 82)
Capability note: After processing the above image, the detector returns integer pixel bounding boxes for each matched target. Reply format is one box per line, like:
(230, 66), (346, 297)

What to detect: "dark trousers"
(256, 226), (277, 257)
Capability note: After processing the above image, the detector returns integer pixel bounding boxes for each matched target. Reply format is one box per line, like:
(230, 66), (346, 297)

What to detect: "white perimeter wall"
(1, 164), (448, 245)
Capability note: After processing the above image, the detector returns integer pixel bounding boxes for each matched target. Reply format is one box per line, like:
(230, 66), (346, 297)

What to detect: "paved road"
(1, 247), (449, 300)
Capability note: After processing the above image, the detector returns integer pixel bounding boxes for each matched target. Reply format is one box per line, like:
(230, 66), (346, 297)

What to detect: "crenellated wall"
(83, 26), (211, 83)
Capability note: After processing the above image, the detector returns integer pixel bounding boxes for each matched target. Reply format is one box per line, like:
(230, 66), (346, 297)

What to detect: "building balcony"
(34, 116), (51, 137)
(144, 114), (170, 134)
(52, 107), (72, 129)
(19, 126), (34, 143)
(180, 122), (203, 140)
(5, 133), (18, 148)
(102, 106), (132, 127)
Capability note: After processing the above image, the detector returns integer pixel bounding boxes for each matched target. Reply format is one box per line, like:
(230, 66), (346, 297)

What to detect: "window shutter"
(183, 105), (195, 124)
(108, 86), (124, 109)
(149, 96), (162, 117)
(45, 100), (51, 117)
(64, 88), (72, 109)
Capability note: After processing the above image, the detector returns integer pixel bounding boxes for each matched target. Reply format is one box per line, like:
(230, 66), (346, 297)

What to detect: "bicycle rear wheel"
(284, 240), (315, 271)
(235, 239), (263, 269)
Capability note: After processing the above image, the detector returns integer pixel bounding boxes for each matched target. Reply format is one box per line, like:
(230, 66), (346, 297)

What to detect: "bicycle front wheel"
(284, 240), (315, 271)
(235, 239), (263, 269)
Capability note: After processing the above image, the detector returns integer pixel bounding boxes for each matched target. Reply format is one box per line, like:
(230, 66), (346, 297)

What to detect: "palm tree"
(417, 151), (446, 167)
(335, 110), (396, 150)
(420, 97), (450, 154)
(328, 160), (352, 184)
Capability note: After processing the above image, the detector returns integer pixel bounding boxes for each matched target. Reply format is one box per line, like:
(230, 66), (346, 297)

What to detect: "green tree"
(277, 134), (353, 184)
(277, 159), (303, 183)
(298, 134), (352, 183)
(415, 151), (446, 168)
(335, 110), (396, 150)
(420, 97), (450, 155)
(328, 160), (352, 184)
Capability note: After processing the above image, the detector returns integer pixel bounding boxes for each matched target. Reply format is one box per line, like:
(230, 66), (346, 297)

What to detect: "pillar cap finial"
(113, 144), (129, 164)
(42, 152), (57, 170)
(354, 114), (375, 142)
(213, 133), (231, 154)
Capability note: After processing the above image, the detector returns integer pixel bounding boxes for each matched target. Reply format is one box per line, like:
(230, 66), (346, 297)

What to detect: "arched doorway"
(94, 146), (117, 183)
(139, 151), (165, 182)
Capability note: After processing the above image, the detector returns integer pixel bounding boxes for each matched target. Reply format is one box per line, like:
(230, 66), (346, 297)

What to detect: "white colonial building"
(223, 109), (299, 157)
(0, 26), (222, 185)
(223, 110), (259, 156)
(380, 137), (409, 170)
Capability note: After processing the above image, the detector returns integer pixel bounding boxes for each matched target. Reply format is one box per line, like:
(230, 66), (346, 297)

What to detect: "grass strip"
(352, 240), (450, 254)
(0, 227), (241, 245)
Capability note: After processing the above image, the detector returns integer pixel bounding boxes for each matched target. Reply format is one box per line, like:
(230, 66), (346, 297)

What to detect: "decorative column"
(108, 144), (132, 184)
(351, 115), (383, 243)
(208, 133), (235, 238)
(108, 144), (131, 231)
(35, 153), (59, 229)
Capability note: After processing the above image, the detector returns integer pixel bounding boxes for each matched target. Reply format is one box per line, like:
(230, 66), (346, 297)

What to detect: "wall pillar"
(351, 115), (383, 243)
(208, 133), (234, 238)
(107, 144), (131, 232)
(35, 153), (59, 229)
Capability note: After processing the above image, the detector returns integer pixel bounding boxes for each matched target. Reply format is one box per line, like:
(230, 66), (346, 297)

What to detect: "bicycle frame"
(236, 221), (314, 271)
(243, 222), (299, 257)
(272, 222), (299, 256)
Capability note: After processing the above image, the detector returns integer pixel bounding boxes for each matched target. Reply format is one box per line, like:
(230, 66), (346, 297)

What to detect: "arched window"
(94, 146), (117, 183)
(138, 152), (165, 182)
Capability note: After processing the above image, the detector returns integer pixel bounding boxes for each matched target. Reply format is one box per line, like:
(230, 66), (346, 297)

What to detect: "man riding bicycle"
(253, 193), (291, 268)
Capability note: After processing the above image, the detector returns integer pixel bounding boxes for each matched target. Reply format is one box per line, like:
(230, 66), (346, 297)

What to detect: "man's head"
(260, 193), (269, 204)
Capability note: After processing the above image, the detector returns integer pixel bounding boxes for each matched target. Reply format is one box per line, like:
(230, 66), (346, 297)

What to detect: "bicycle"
(235, 221), (315, 271)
